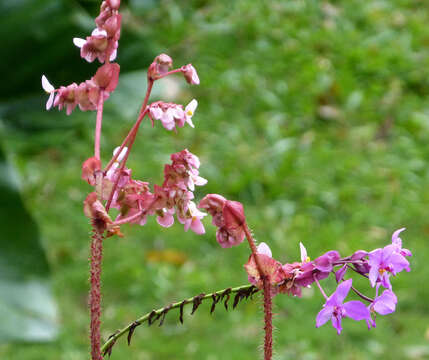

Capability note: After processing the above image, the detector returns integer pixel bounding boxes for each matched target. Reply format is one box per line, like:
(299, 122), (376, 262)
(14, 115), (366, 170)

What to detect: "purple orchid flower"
(368, 244), (409, 289)
(316, 279), (370, 334)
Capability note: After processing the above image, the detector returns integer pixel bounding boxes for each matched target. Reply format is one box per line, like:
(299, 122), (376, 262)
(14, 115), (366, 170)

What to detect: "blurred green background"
(1, 0), (429, 359)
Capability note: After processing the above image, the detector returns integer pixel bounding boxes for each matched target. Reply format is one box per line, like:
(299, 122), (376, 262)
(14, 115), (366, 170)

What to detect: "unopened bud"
(93, 63), (120, 92)
(82, 157), (102, 185)
(107, 0), (121, 10)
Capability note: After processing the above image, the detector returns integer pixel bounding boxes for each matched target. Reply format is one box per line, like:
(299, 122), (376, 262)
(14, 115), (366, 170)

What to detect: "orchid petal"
(343, 300), (371, 321)
(316, 306), (334, 328)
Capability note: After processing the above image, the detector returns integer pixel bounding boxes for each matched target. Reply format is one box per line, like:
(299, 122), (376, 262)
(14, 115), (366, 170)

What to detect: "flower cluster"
(240, 229), (411, 334)
(149, 99), (198, 131)
(73, 0), (121, 63)
(82, 148), (208, 235)
(42, 64), (120, 115)
(42, 0), (121, 115)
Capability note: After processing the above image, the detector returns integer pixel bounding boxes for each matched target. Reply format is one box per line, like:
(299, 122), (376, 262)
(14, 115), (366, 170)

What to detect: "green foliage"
(1, 0), (429, 359)
(0, 146), (57, 342)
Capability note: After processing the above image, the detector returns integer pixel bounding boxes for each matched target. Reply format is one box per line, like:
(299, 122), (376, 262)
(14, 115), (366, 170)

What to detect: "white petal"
(46, 92), (55, 110)
(41, 75), (54, 93)
(113, 146), (128, 162)
(109, 49), (117, 61)
(186, 99), (198, 114)
(92, 28), (107, 37)
(73, 38), (86, 48)
(257, 242), (272, 257)
(300, 242), (308, 262)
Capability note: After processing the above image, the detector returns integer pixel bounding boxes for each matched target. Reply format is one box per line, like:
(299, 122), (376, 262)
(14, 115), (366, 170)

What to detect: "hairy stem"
(94, 91), (104, 161)
(100, 284), (257, 356)
(90, 227), (104, 360)
(242, 225), (273, 360)
(263, 278), (273, 360)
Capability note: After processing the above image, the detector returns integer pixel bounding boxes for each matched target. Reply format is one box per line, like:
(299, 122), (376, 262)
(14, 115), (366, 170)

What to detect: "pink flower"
(53, 83), (78, 115)
(41, 75), (56, 110)
(182, 64), (200, 85)
(179, 201), (206, 235)
(149, 102), (185, 131)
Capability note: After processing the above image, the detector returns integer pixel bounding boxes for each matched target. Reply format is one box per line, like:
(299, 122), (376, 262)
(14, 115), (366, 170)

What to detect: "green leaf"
(0, 145), (58, 342)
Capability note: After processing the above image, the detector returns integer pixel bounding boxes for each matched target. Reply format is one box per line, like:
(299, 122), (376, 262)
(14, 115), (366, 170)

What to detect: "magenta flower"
(316, 279), (370, 334)
(368, 243), (409, 289)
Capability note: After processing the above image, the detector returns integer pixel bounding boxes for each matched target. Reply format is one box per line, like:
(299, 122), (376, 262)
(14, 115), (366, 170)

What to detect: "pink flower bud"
(223, 200), (246, 230)
(82, 157), (102, 185)
(104, 14), (122, 38)
(148, 54), (173, 80)
(93, 63), (120, 92)
(182, 64), (200, 85)
(107, 0), (120, 10)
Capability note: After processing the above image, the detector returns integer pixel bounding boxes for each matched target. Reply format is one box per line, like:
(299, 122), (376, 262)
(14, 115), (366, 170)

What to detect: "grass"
(1, 0), (429, 359)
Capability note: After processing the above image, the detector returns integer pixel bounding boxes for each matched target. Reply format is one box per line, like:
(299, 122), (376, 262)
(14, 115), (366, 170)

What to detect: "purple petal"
(343, 300), (370, 321)
(391, 227), (406, 245)
(331, 315), (343, 335)
(329, 279), (353, 305)
(368, 264), (380, 287)
(314, 250), (340, 272)
(351, 250), (368, 261)
(373, 290), (397, 315)
(389, 253), (410, 274)
(335, 265), (347, 283)
(316, 306), (333, 328)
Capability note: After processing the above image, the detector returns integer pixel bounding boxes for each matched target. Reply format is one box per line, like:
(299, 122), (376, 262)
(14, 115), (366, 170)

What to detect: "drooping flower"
(182, 64), (200, 85)
(199, 195), (246, 248)
(366, 286), (397, 329)
(316, 279), (370, 334)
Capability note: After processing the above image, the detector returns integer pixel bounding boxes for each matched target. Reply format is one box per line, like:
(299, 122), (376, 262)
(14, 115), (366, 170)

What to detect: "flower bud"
(107, 0), (120, 10)
(82, 157), (102, 185)
(93, 63), (120, 92)
(223, 200), (246, 230)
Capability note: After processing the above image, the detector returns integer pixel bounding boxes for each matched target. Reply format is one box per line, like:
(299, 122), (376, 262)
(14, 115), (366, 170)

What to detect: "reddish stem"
(105, 80), (153, 211)
(263, 277), (273, 360)
(90, 227), (104, 360)
(94, 91), (105, 160)
(243, 225), (273, 360)
(155, 68), (183, 80)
